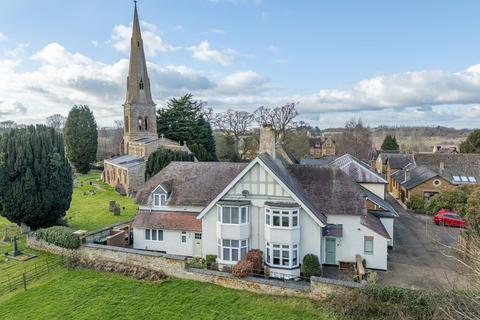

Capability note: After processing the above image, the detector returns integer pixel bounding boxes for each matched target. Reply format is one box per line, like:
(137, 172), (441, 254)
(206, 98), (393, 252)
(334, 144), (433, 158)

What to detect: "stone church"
(103, 3), (191, 196)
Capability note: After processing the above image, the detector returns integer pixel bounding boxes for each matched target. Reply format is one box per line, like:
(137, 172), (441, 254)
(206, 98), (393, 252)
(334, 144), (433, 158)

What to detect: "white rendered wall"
(380, 217), (394, 247)
(326, 214), (388, 270)
(133, 228), (194, 256)
(360, 182), (386, 199)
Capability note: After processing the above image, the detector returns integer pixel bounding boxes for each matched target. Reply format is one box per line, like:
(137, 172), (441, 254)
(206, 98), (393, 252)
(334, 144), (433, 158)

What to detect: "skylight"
(461, 176), (469, 182)
(468, 176), (477, 183)
(453, 176), (461, 182)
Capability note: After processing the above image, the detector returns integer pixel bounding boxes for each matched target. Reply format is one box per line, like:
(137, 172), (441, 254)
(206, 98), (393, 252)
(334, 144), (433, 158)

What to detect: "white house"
(133, 126), (397, 276)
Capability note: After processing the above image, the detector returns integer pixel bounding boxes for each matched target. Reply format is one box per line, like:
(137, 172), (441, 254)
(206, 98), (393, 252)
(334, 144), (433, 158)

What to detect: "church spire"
(124, 1), (154, 106)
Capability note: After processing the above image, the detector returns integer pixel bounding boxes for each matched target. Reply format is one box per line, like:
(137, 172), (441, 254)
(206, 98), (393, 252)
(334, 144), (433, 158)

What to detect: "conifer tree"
(145, 149), (194, 180)
(64, 105), (98, 173)
(381, 134), (399, 151)
(0, 125), (73, 228)
(157, 94), (217, 160)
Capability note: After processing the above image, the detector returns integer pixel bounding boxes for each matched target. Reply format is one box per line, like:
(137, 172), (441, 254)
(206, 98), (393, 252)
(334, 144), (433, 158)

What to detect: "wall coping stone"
(311, 275), (365, 288)
(187, 267), (310, 292)
(82, 243), (187, 261)
(84, 219), (134, 237)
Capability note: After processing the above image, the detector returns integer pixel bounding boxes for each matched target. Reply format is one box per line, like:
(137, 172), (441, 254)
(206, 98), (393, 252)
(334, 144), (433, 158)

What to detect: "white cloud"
(0, 100), (27, 115)
(91, 40), (98, 47)
(217, 70), (268, 94)
(111, 21), (178, 57)
(0, 32), (7, 41)
(188, 41), (236, 66)
(5, 43), (29, 57)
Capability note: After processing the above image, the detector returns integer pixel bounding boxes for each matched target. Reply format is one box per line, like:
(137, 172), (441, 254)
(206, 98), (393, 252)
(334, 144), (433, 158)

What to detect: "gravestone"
(113, 206), (121, 216)
(109, 201), (117, 212)
(12, 236), (21, 257)
(1, 227), (10, 242)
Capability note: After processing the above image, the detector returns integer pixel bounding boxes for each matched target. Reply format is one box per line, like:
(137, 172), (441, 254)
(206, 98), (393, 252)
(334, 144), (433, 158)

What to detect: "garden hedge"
(34, 226), (81, 249)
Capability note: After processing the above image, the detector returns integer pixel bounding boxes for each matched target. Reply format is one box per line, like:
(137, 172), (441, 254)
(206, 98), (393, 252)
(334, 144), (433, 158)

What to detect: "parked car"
(433, 209), (466, 228)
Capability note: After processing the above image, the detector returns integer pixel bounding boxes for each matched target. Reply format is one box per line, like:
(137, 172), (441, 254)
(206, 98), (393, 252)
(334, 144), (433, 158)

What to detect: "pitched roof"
(300, 157), (336, 166)
(285, 163), (367, 218)
(104, 154), (144, 169)
(330, 154), (387, 184)
(392, 165), (439, 189)
(133, 211), (201, 232)
(414, 153), (480, 184)
(386, 154), (415, 169)
(135, 162), (248, 206)
(359, 185), (397, 216)
(361, 212), (391, 239)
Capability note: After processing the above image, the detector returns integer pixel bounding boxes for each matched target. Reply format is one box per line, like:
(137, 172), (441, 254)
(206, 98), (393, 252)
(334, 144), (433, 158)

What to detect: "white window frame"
(265, 242), (299, 268)
(265, 207), (299, 229)
(181, 231), (187, 244)
(217, 205), (249, 225)
(153, 193), (168, 207)
(364, 236), (374, 255)
(145, 228), (164, 242)
(217, 239), (248, 263)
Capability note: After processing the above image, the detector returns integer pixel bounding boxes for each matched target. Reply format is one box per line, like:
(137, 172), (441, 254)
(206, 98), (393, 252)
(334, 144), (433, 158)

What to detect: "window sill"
(264, 262), (300, 270)
(216, 222), (250, 226)
(265, 225), (300, 231)
(363, 252), (374, 255)
(217, 259), (238, 265)
(145, 240), (164, 243)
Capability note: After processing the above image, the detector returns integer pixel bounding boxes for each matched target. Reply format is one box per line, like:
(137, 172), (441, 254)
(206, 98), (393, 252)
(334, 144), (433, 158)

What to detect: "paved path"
(377, 195), (471, 290)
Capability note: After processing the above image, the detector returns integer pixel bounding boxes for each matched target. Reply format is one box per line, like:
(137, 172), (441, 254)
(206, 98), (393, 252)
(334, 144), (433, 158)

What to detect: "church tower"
(123, 2), (157, 153)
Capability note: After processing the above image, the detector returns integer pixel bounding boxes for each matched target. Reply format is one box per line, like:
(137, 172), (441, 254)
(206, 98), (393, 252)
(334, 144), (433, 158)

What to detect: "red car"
(434, 209), (466, 228)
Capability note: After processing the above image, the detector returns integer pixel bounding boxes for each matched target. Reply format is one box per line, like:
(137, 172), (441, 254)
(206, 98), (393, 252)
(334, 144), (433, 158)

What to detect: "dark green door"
(325, 238), (336, 264)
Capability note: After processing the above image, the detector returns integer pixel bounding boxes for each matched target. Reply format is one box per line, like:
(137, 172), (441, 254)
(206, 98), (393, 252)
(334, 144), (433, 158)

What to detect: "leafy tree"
(425, 186), (472, 217)
(145, 149), (194, 180)
(0, 125), (73, 228)
(381, 134), (399, 151)
(466, 187), (480, 234)
(215, 134), (240, 162)
(157, 94), (217, 160)
(64, 105), (98, 173)
(189, 143), (213, 161)
(460, 129), (480, 153)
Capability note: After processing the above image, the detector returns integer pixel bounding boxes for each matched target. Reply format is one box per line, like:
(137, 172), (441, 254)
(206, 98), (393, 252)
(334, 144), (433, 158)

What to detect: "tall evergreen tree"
(157, 94), (217, 160)
(145, 149), (194, 180)
(460, 129), (480, 153)
(64, 105), (98, 173)
(189, 143), (213, 161)
(381, 134), (399, 151)
(0, 125), (73, 228)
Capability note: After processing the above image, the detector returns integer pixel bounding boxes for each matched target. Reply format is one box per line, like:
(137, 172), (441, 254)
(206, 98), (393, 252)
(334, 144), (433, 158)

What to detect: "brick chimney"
(259, 124), (276, 158)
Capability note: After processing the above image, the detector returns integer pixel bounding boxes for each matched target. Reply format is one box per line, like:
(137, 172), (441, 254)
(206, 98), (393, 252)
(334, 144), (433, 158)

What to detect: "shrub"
(407, 195), (426, 212)
(34, 226), (81, 249)
(245, 249), (263, 273)
(232, 260), (254, 278)
(302, 254), (321, 278)
(263, 266), (270, 279)
(206, 254), (217, 267)
(187, 257), (207, 269)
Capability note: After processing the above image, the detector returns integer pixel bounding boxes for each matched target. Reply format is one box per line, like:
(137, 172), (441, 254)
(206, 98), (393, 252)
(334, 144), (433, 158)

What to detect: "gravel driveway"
(377, 196), (472, 290)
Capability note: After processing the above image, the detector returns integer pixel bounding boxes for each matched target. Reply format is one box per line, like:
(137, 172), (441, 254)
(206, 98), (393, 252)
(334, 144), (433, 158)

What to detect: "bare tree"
(46, 114), (66, 131)
(254, 102), (299, 141)
(337, 118), (373, 160)
(202, 107), (215, 124)
(215, 109), (254, 158)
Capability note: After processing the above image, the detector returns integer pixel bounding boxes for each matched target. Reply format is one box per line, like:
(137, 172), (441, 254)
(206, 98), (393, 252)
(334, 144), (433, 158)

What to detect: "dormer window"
(139, 78), (144, 90)
(153, 194), (167, 207)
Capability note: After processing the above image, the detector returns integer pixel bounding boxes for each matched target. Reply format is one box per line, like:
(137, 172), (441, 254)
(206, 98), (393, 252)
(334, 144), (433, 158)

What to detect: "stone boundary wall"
(83, 220), (133, 243)
(27, 239), (363, 301)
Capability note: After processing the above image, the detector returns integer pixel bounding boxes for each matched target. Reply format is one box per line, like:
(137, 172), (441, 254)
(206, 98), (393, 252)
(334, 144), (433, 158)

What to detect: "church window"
(144, 117), (148, 131)
(137, 41), (140, 47)
(139, 78), (144, 90)
(138, 117), (143, 131)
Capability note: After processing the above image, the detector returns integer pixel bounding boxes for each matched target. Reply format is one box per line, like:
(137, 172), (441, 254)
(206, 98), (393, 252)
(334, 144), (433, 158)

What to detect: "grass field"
(0, 268), (344, 320)
(65, 171), (138, 230)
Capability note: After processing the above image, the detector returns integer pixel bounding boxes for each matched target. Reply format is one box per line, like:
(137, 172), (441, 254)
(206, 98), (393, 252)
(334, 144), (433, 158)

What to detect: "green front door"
(325, 238), (336, 265)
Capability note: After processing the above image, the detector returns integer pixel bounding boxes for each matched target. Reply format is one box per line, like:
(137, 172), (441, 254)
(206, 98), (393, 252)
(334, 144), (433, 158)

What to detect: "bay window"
(265, 208), (299, 228)
(217, 206), (249, 224)
(217, 239), (248, 262)
(265, 242), (299, 268)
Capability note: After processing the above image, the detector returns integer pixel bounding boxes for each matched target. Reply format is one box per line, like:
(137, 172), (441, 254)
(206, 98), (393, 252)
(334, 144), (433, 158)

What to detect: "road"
(377, 195), (472, 290)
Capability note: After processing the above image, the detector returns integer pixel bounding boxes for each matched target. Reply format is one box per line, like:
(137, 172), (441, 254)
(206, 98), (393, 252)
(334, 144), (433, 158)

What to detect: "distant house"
(375, 153), (415, 195)
(389, 153), (480, 206)
(132, 125), (397, 276)
(432, 145), (459, 154)
(309, 136), (336, 158)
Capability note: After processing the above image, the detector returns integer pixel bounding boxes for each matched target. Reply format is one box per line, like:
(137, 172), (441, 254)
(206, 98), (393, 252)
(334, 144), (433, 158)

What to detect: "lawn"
(0, 268), (344, 320)
(65, 171), (138, 230)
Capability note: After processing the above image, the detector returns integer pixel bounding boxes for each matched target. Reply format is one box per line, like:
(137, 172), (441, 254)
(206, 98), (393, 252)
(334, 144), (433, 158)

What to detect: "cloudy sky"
(1, 0), (480, 128)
